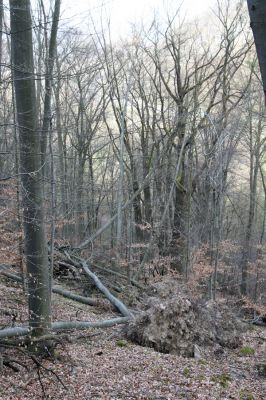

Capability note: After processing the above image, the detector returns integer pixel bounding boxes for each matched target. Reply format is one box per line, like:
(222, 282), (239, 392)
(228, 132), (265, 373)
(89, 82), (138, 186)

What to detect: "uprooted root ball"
(125, 281), (245, 356)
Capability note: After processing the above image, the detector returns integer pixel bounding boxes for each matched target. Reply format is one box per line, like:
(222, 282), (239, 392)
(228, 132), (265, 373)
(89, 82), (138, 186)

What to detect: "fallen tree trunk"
(0, 269), (97, 306)
(0, 270), (22, 283)
(92, 263), (144, 290)
(1, 259), (134, 319)
(0, 264), (16, 270)
(81, 261), (133, 318)
(75, 135), (176, 250)
(76, 167), (156, 250)
(0, 317), (130, 339)
(52, 286), (98, 306)
(52, 317), (129, 330)
(1, 265), (134, 317)
(0, 327), (31, 339)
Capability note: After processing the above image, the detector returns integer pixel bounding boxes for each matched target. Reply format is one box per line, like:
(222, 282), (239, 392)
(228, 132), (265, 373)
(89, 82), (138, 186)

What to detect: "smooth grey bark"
(9, 0), (51, 336)
(86, 154), (98, 234)
(134, 69), (155, 227)
(0, 327), (31, 339)
(81, 261), (133, 318)
(116, 83), (127, 244)
(247, 0), (266, 101)
(49, 112), (56, 293)
(0, 268), (98, 306)
(54, 68), (68, 236)
(52, 317), (129, 330)
(52, 286), (98, 306)
(0, 268), (22, 282)
(40, 0), (61, 163)
(76, 152), (86, 240)
(0, 318), (130, 339)
(259, 165), (266, 244)
(241, 113), (261, 295)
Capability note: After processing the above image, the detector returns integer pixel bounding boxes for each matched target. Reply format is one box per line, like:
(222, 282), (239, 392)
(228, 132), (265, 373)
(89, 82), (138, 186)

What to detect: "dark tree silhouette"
(247, 0), (266, 101)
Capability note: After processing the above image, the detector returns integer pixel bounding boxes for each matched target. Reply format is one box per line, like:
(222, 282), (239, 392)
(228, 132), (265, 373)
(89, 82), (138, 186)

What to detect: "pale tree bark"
(241, 93), (265, 295)
(0, 318), (129, 339)
(116, 78), (129, 245)
(40, 0), (61, 164)
(54, 56), (68, 236)
(81, 261), (133, 318)
(102, 43), (143, 242)
(259, 165), (266, 244)
(9, 0), (51, 336)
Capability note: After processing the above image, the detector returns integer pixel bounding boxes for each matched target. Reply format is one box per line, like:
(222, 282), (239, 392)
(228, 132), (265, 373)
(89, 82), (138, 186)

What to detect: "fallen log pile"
(0, 247), (135, 341)
(0, 252), (252, 361)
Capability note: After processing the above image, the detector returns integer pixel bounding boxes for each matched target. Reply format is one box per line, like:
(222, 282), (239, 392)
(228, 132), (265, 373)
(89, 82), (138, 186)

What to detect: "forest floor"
(0, 272), (265, 400)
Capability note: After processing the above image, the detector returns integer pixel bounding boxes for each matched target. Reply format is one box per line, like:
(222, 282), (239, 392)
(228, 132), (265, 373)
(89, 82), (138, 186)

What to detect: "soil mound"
(126, 279), (245, 356)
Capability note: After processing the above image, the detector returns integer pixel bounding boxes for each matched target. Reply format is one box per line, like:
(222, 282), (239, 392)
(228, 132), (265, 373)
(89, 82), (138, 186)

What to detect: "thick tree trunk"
(9, 0), (51, 336)
(169, 120), (187, 272)
(247, 0), (266, 101)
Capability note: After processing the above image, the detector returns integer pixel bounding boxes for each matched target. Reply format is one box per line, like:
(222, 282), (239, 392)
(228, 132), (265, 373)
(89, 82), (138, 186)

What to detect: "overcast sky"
(2, 0), (219, 39)
(60, 0), (216, 38)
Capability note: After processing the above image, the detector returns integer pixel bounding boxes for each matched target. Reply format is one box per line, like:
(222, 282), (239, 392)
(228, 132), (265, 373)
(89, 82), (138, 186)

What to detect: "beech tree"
(9, 0), (51, 336)
(40, 0), (61, 165)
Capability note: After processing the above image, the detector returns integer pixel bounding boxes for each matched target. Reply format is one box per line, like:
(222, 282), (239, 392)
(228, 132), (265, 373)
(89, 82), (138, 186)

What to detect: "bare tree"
(40, 0), (61, 165)
(10, 0), (51, 337)
(241, 84), (266, 295)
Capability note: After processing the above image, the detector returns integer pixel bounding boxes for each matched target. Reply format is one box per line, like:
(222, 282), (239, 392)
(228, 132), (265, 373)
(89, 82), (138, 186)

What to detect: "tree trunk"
(0, 267), (100, 307)
(241, 154), (259, 295)
(165, 104), (188, 272)
(247, 0), (266, 101)
(10, 0), (51, 336)
(76, 153), (85, 241)
(81, 261), (133, 318)
(0, 0), (3, 83)
(54, 76), (68, 236)
(0, 318), (129, 339)
(40, 0), (61, 164)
